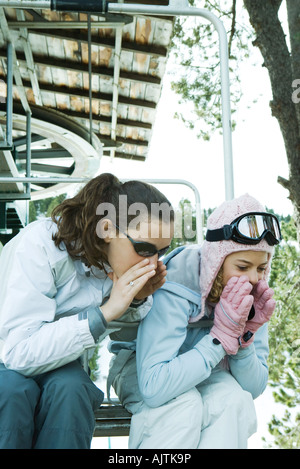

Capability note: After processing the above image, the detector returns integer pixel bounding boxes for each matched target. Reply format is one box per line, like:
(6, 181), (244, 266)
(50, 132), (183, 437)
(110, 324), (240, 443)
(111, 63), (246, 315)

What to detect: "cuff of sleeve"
(195, 334), (226, 368)
(229, 342), (256, 360)
(130, 297), (148, 307)
(86, 307), (107, 342)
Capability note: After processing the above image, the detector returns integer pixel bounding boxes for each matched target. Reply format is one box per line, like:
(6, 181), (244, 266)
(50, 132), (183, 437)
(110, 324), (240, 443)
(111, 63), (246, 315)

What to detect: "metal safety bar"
(0, 176), (203, 242)
(0, 0), (235, 200)
(0, 42), (13, 150)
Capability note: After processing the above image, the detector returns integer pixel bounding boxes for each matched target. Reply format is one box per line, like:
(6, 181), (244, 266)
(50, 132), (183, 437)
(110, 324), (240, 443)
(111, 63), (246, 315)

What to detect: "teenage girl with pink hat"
(108, 193), (281, 449)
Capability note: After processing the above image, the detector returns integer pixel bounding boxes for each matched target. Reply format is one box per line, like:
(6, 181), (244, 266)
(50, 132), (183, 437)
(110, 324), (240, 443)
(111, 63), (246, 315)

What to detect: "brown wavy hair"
(51, 173), (174, 270)
(207, 266), (224, 304)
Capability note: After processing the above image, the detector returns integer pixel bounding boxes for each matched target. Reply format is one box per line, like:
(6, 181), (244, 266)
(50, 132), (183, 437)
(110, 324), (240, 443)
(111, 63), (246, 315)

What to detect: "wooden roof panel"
(0, 2), (174, 161)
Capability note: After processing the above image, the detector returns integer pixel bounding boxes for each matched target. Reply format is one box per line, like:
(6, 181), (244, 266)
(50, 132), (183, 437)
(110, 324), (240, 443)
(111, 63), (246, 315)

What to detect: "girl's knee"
(151, 388), (203, 429)
(222, 380), (255, 416)
(177, 388), (203, 414)
(198, 369), (256, 422)
(130, 389), (203, 449)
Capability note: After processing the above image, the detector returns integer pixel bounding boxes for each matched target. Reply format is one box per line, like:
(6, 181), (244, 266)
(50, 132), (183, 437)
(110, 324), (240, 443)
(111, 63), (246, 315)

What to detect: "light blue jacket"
(136, 246), (269, 408)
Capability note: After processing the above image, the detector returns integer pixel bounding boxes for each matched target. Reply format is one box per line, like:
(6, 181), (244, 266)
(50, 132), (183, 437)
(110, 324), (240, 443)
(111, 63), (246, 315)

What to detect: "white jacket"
(0, 218), (113, 376)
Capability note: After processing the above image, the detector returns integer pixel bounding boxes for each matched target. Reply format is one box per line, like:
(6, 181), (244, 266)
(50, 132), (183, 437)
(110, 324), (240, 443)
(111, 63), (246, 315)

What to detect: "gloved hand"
(240, 279), (276, 347)
(210, 275), (254, 355)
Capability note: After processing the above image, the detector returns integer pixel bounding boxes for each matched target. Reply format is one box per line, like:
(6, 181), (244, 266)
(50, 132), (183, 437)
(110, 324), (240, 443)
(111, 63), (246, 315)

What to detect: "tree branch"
(277, 176), (291, 192)
(228, 0), (237, 57)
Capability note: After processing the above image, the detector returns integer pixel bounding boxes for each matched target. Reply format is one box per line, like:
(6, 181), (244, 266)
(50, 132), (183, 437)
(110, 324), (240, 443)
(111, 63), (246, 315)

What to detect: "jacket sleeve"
(0, 239), (105, 377)
(136, 288), (226, 408)
(227, 323), (269, 399)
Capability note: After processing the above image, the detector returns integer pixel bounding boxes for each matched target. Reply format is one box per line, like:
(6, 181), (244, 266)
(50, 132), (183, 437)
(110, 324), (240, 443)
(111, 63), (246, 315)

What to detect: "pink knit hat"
(192, 194), (275, 322)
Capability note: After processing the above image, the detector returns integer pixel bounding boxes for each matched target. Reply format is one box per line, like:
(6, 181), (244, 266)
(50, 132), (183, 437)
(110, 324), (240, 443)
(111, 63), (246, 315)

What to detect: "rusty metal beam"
(59, 108), (152, 130)
(103, 150), (145, 161)
(19, 28), (168, 58)
(97, 134), (148, 148)
(7, 19), (133, 29)
(0, 48), (161, 86)
(20, 79), (157, 110)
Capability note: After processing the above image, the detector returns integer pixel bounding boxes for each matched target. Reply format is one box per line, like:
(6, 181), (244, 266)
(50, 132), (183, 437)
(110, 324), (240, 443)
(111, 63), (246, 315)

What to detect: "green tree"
(29, 193), (67, 222)
(170, 0), (249, 140)
(170, 198), (197, 250)
(170, 199), (215, 251)
(88, 344), (101, 382)
(267, 217), (300, 448)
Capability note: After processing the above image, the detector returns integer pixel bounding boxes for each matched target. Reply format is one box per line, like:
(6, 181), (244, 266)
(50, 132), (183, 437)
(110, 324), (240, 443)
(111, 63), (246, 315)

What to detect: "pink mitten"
(240, 280), (276, 347)
(210, 276), (254, 355)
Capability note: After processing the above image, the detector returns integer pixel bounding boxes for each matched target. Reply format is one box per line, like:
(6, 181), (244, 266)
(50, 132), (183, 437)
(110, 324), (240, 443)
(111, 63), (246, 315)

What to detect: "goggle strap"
(206, 225), (233, 242)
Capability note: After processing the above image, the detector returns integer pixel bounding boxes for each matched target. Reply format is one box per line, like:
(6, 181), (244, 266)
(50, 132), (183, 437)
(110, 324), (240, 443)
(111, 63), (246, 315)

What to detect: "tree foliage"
(170, 0), (252, 139)
(170, 198), (214, 250)
(29, 193), (67, 222)
(267, 217), (300, 448)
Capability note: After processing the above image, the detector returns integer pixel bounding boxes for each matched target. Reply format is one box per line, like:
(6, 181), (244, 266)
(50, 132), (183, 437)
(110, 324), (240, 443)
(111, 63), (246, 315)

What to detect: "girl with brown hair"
(0, 173), (174, 449)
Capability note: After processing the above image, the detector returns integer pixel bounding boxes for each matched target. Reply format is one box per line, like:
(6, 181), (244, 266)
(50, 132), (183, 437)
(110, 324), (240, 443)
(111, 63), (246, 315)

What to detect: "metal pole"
(6, 42), (13, 148)
(0, 177), (89, 183)
(25, 111), (31, 224)
(0, 202), (7, 230)
(7, 20), (130, 29)
(0, 1), (50, 7)
(25, 111), (31, 193)
(87, 14), (93, 145)
(110, 24), (122, 161)
(0, 176), (203, 241)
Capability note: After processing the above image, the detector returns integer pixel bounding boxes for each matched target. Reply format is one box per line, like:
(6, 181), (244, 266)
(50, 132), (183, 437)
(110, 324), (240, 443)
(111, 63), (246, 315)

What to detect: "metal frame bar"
(0, 2), (50, 7)
(0, 116), (31, 202)
(15, 9), (43, 106)
(110, 22), (122, 160)
(0, 7), (31, 114)
(0, 42), (13, 150)
(0, 193), (31, 200)
(0, 176), (203, 242)
(7, 20), (131, 29)
(5, 41), (12, 148)
(0, 201), (7, 229)
(25, 111), (31, 196)
(87, 14), (93, 145)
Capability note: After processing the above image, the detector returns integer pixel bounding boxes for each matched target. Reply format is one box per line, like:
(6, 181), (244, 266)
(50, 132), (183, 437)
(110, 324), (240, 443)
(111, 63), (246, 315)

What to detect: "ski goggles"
(114, 224), (170, 258)
(205, 212), (282, 246)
